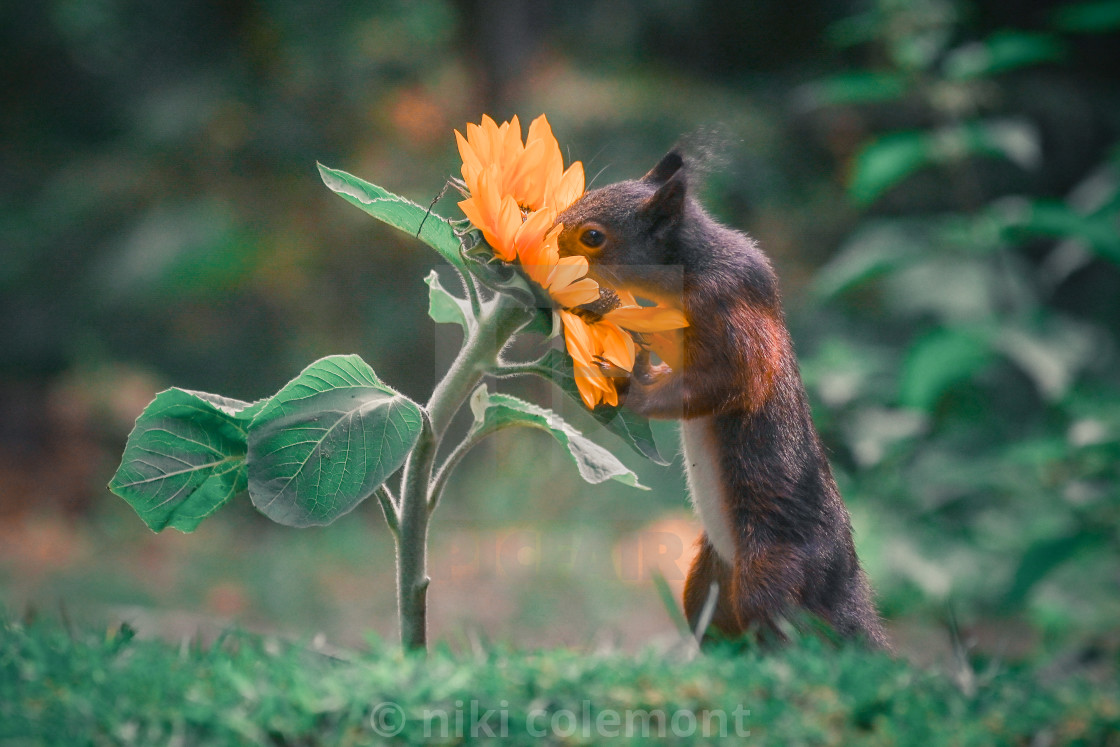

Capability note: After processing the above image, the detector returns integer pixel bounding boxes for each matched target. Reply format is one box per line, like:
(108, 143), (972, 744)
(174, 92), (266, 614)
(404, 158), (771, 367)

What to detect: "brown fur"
(682, 536), (740, 634)
(557, 150), (890, 650)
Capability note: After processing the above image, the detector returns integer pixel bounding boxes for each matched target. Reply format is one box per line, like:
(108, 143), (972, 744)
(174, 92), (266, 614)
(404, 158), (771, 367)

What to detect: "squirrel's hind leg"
(682, 534), (740, 640)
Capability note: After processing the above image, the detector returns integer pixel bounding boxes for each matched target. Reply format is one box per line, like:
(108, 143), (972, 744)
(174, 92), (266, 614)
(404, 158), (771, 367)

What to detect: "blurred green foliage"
(799, 0), (1120, 647)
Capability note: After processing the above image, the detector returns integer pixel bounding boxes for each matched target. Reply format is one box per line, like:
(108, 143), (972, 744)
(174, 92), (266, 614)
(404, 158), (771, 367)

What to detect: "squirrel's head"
(555, 150), (689, 299)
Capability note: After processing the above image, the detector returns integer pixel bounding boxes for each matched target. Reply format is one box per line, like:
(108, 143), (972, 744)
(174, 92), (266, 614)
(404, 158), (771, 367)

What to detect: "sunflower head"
(454, 117), (688, 411)
(456, 114), (585, 215)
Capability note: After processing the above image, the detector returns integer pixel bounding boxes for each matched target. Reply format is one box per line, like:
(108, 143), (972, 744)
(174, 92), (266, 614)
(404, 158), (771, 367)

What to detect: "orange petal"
(506, 137), (547, 208)
(560, 310), (595, 364)
(615, 289), (638, 307)
(584, 362), (619, 406)
(594, 321), (637, 372)
(501, 115), (524, 166)
(458, 197), (488, 236)
(605, 305), (689, 332)
(550, 278), (600, 307)
(467, 120), (491, 162)
(600, 386), (619, 407)
(520, 224), (561, 286)
(571, 358), (615, 408)
(520, 239), (557, 275)
(492, 195), (522, 261)
(513, 208), (554, 259)
(527, 115), (564, 197)
(547, 255), (590, 291)
(522, 262), (550, 288)
(480, 114), (500, 138)
(526, 115), (558, 159)
(573, 370), (599, 408)
(537, 223), (563, 256)
(473, 166), (502, 222)
(548, 162), (585, 211)
(647, 329), (686, 371)
(455, 130), (483, 186)
(479, 116), (509, 168)
(563, 311), (625, 408)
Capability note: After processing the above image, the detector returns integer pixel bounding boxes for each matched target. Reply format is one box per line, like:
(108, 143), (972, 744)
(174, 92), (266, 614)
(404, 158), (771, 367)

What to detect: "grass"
(3, 613), (1118, 745)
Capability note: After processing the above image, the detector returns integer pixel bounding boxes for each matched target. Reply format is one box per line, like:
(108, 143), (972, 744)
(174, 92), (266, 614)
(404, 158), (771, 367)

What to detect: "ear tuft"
(640, 172), (686, 232)
(642, 151), (684, 185)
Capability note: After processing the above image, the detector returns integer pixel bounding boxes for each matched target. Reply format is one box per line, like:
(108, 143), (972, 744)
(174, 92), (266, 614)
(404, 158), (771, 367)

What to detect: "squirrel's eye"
(579, 228), (606, 249)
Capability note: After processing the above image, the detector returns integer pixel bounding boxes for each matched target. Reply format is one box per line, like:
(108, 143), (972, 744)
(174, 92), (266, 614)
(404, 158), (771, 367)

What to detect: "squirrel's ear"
(642, 151), (684, 185)
(640, 172), (686, 231)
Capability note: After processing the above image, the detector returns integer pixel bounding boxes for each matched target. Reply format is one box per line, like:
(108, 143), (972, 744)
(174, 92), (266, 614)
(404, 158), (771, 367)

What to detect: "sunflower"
(455, 115), (688, 409)
(456, 114), (584, 214)
(560, 296), (689, 409)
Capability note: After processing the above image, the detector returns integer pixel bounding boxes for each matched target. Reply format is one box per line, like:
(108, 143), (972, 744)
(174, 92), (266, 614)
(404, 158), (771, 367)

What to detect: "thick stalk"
(393, 293), (533, 651)
(395, 414), (434, 651)
(427, 295), (533, 437)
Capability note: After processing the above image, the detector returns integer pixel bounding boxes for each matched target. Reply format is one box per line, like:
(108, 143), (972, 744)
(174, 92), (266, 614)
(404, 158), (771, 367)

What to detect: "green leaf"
(849, 122), (1043, 205)
(849, 131), (931, 205)
(423, 270), (472, 332)
(999, 199), (1120, 265)
(317, 164), (466, 272)
(530, 349), (668, 465)
(1052, 0), (1120, 32)
(235, 397), (271, 422)
(899, 328), (993, 411)
(247, 355), (424, 527)
(799, 72), (909, 107)
(469, 386), (645, 488)
(812, 222), (924, 299)
(108, 389), (253, 533)
(961, 119), (1042, 170)
(943, 31), (1065, 80)
(1002, 531), (1108, 607)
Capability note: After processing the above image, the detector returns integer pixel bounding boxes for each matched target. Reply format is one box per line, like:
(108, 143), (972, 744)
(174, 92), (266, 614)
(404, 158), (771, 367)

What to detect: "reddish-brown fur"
(557, 150), (889, 649)
(681, 539), (739, 633)
(616, 297), (790, 421)
(719, 299), (787, 414)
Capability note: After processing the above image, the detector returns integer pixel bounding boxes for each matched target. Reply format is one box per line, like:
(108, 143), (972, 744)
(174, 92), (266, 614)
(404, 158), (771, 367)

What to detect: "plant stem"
(374, 485), (399, 538)
(427, 422), (504, 513)
(395, 412), (434, 651)
(427, 295), (532, 437)
(392, 292), (534, 651)
(491, 360), (546, 378)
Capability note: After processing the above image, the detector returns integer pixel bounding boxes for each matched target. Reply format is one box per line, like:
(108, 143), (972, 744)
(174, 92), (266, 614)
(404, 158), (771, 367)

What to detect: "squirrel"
(555, 151), (890, 649)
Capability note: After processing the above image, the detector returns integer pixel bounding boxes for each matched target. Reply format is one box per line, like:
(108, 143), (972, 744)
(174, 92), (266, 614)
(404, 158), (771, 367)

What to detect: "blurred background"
(2, 0), (1118, 668)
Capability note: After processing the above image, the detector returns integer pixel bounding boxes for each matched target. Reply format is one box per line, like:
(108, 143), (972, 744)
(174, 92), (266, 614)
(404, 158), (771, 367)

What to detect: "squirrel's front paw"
(632, 349), (671, 386)
(595, 359), (630, 384)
